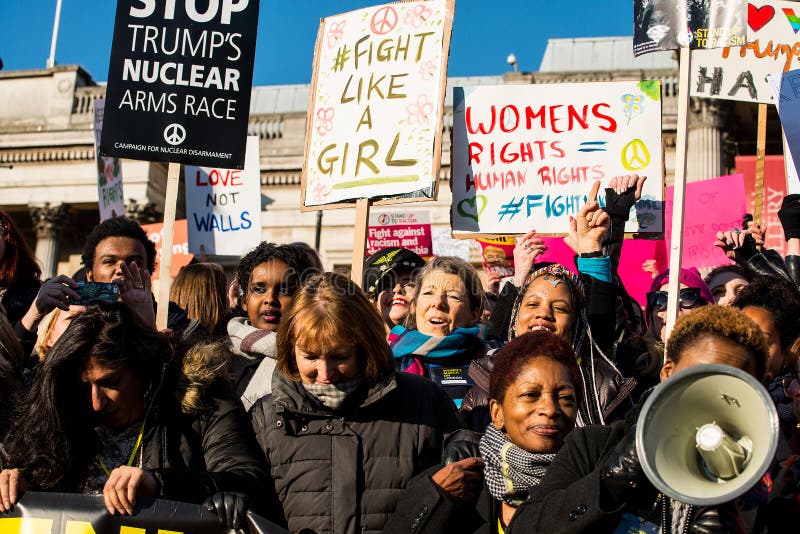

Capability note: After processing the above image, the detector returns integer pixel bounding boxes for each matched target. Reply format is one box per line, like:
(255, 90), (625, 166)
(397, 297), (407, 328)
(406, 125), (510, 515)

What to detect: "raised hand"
(575, 180), (610, 254)
(513, 230), (547, 287)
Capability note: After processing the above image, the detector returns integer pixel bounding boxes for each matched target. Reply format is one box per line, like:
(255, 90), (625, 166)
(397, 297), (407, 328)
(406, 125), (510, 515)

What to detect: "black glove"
(441, 429), (482, 465)
(600, 427), (646, 504)
(604, 185), (638, 220)
(204, 492), (249, 531)
(732, 232), (759, 265)
(779, 194), (800, 240)
(690, 506), (725, 534)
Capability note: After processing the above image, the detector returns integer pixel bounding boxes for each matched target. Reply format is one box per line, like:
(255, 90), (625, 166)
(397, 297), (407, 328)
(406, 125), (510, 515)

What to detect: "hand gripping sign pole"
(665, 47), (693, 339)
(156, 162), (180, 330)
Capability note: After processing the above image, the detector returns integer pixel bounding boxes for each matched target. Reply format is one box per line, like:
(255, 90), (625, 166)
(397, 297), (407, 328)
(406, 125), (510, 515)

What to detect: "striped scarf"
(479, 423), (555, 507)
(388, 324), (487, 371)
(302, 377), (363, 410)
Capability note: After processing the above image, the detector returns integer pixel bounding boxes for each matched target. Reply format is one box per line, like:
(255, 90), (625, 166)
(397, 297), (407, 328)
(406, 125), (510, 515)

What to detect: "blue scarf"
(389, 324), (487, 370)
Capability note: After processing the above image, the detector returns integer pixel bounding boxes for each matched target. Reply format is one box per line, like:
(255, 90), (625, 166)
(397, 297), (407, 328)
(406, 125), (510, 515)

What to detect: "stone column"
(29, 203), (70, 279)
(125, 199), (161, 224)
(687, 98), (728, 183)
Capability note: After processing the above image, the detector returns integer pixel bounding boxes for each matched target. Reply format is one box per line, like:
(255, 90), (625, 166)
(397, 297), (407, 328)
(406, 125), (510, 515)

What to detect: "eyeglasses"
(646, 287), (704, 312)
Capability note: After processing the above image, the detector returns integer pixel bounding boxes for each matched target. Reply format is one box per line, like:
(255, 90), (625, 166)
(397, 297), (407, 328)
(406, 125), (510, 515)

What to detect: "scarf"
(302, 377), (363, 410)
(388, 324), (487, 372)
(479, 423), (556, 507)
(82, 422), (142, 494)
(227, 316), (277, 410)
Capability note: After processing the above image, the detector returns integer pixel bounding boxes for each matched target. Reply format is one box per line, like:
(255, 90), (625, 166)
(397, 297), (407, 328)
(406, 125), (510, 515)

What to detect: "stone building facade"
(0, 37), (772, 277)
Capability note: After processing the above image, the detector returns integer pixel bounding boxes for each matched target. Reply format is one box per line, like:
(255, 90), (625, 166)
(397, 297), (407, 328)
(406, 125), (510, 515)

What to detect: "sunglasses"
(646, 287), (704, 312)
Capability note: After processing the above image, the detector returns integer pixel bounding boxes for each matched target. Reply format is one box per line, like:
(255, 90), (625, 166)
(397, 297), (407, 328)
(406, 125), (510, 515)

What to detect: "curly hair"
(489, 331), (583, 405)
(81, 217), (156, 272)
(236, 242), (321, 307)
(666, 305), (769, 381)
(404, 256), (484, 329)
(2, 302), (170, 490)
(734, 275), (800, 354)
(0, 211), (41, 286)
(276, 272), (393, 385)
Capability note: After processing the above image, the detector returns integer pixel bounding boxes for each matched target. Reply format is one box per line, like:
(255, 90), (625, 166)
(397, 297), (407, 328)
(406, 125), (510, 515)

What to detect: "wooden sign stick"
(753, 103), (768, 227)
(351, 198), (370, 286)
(156, 161), (180, 330)
(665, 47), (693, 340)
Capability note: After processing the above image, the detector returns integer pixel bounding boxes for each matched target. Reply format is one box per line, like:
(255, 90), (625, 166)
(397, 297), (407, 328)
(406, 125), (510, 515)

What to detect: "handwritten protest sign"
(665, 174), (746, 269)
(100, 0), (259, 168)
(691, 0), (800, 103)
(185, 136), (262, 255)
(142, 219), (192, 279)
(450, 81), (664, 236)
(301, 0), (454, 208)
(367, 210), (432, 257)
(634, 0), (746, 57)
(93, 99), (124, 221)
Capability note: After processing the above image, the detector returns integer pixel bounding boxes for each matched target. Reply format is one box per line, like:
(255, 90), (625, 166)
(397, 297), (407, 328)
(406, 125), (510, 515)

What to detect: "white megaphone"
(635, 363), (779, 506)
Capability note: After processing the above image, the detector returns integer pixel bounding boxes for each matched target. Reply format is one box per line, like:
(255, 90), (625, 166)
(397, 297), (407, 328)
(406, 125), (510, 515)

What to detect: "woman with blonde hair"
(170, 263), (228, 335)
(250, 272), (460, 534)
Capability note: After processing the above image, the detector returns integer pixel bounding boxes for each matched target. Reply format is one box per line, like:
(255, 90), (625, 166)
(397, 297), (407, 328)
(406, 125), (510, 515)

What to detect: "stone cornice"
(0, 146), (94, 163)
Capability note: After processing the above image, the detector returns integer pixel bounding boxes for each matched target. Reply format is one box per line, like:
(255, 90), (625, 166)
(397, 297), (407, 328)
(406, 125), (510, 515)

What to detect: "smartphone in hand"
(69, 281), (120, 305)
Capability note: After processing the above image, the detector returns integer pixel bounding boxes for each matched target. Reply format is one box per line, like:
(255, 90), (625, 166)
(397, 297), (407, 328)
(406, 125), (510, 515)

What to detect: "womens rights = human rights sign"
(100, 0), (259, 169)
(450, 80), (664, 236)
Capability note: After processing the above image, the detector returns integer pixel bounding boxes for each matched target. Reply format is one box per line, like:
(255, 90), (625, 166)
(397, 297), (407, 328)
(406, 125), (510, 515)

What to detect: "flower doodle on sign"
(404, 4), (432, 28)
(407, 95), (433, 125)
(327, 21), (346, 48)
(621, 94), (644, 125)
(311, 181), (331, 203)
(419, 59), (436, 80)
(315, 107), (335, 136)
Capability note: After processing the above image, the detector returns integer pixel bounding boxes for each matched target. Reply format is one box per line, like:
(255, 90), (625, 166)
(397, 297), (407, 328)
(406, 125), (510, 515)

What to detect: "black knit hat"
(362, 247), (426, 300)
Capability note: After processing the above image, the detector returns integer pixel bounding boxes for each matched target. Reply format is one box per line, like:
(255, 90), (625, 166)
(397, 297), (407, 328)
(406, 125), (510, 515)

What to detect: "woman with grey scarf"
(249, 273), (460, 534)
(384, 331), (582, 534)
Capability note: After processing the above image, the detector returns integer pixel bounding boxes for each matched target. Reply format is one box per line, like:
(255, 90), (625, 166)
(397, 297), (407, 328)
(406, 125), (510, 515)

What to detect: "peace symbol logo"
(164, 123), (186, 146)
(371, 6), (398, 35)
(621, 139), (650, 171)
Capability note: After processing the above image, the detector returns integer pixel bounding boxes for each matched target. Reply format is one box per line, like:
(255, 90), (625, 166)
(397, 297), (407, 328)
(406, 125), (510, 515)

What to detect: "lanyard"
(96, 419), (146, 477)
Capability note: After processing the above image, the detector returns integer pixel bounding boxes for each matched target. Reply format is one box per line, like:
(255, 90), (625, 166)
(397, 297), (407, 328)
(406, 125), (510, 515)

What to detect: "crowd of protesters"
(1, 175), (800, 533)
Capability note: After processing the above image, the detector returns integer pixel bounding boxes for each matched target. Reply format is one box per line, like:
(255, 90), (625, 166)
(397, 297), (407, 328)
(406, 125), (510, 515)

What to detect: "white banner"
(185, 136), (262, 255)
(450, 81), (664, 236)
(691, 0), (800, 103)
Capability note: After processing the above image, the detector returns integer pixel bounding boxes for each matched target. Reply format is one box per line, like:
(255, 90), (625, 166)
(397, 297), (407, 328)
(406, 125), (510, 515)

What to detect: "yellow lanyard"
(96, 420), (146, 477)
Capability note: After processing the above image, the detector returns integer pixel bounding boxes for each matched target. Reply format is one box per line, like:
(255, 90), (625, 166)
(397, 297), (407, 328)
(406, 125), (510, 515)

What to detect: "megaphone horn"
(635, 363), (779, 506)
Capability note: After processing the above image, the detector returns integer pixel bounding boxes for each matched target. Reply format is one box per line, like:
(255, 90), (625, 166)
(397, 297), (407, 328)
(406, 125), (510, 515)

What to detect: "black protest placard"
(100, 0), (259, 169)
(633, 0), (747, 57)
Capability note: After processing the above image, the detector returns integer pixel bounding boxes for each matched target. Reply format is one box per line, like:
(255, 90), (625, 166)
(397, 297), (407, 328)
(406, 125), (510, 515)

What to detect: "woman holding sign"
(461, 181), (634, 429)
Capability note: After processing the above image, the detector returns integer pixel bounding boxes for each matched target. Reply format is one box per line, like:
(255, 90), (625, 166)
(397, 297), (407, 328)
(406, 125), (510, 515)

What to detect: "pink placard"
(665, 174), (746, 270)
(537, 237), (665, 307)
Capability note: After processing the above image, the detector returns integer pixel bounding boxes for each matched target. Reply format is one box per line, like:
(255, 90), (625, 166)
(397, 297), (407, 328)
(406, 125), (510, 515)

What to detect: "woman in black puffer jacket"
(250, 273), (461, 534)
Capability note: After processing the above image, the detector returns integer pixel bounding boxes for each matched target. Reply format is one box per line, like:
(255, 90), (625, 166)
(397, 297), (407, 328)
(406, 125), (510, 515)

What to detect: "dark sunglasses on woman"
(646, 287), (705, 312)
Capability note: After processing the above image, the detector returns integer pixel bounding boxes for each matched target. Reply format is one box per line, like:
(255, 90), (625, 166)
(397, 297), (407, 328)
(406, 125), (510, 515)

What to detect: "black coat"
(507, 422), (800, 534)
(383, 464), (499, 534)
(140, 379), (273, 510)
(250, 370), (461, 534)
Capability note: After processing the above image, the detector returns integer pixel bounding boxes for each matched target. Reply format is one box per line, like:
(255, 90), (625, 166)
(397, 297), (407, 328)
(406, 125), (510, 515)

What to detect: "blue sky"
(0, 1), (633, 85)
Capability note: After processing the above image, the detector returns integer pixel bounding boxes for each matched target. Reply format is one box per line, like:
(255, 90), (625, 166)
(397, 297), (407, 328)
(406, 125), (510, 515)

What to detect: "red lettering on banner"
(195, 169), (242, 187)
